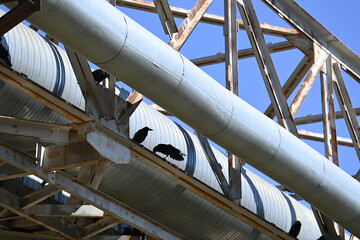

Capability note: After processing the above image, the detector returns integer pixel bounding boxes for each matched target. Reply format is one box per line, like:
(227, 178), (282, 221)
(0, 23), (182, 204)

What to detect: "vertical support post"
(320, 70), (331, 160)
(326, 57), (339, 165)
(224, 0), (241, 203)
(105, 0), (117, 120)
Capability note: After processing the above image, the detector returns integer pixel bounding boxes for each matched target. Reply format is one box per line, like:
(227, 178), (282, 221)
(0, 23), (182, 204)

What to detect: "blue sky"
(117, 0), (360, 184)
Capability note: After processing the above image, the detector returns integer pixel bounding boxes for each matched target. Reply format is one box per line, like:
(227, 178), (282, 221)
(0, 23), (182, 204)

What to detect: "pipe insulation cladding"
(3, 0), (360, 237)
(0, 9), (325, 239)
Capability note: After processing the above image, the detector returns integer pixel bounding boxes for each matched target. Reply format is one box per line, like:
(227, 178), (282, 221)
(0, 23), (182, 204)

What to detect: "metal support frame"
(168, 0), (214, 51)
(191, 40), (295, 67)
(333, 62), (360, 178)
(0, 0), (41, 36)
(195, 132), (230, 198)
(116, 0), (299, 37)
(237, 0), (298, 136)
(289, 44), (329, 118)
(264, 55), (314, 119)
(153, 0), (177, 37)
(0, 143), (185, 240)
(224, 0), (241, 203)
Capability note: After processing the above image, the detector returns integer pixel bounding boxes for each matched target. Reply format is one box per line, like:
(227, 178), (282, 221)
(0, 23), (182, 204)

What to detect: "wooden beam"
(153, 0), (178, 37)
(116, 0), (298, 37)
(191, 40), (295, 67)
(289, 45), (329, 118)
(168, 0), (214, 51)
(0, 0), (41, 36)
(237, 0), (298, 135)
(264, 55), (313, 119)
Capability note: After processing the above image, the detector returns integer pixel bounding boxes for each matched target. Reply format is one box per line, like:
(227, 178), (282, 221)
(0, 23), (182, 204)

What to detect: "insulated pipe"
(0, 16), (323, 239)
(4, 0), (360, 236)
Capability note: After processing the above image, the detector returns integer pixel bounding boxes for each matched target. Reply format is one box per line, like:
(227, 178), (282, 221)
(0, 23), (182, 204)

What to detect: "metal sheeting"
(0, 9), (84, 124)
(13, 0), (360, 236)
(0, 14), (325, 239)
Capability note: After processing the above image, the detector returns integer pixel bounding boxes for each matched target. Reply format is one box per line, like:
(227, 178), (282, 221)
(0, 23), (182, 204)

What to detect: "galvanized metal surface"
(12, 0), (360, 236)
(0, 11), (325, 239)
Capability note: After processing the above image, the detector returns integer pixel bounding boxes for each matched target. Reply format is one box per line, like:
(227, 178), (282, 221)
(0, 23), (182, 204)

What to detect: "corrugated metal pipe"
(4, 0), (360, 237)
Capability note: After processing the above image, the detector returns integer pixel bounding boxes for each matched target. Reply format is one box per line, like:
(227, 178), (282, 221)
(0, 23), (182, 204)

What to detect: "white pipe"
(6, 0), (360, 236)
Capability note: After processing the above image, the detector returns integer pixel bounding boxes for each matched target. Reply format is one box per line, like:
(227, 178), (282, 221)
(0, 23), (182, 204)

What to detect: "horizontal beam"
(0, 0), (41, 36)
(0, 143), (185, 240)
(294, 107), (360, 125)
(261, 0), (360, 83)
(191, 40), (295, 67)
(298, 129), (353, 147)
(23, 204), (104, 217)
(0, 116), (72, 144)
(116, 0), (298, 37)
(0, 65), (92, 123)
(42, 142), (101, 172)
(0, 188), (81, 239)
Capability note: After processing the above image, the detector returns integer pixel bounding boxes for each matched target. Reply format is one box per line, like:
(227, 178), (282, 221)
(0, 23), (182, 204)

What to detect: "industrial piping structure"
(5, 0), (359, 236)
(0, 10), (322, 239)
(0, 0), (359, 239)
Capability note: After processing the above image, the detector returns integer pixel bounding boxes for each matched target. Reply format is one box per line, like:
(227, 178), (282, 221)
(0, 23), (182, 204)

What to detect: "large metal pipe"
(0, 13), (323, 239)
(4, 0), (360, 236)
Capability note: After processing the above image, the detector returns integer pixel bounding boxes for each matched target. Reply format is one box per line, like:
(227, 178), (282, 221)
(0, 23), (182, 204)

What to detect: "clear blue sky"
(118, 0), (360, 184)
